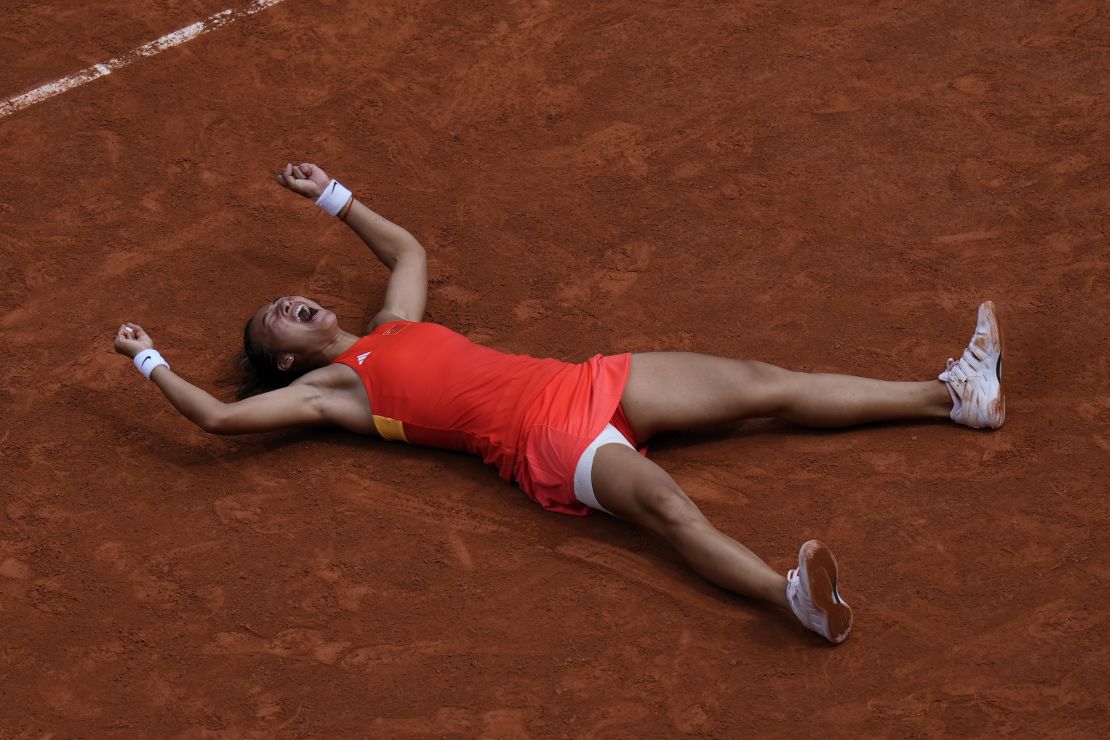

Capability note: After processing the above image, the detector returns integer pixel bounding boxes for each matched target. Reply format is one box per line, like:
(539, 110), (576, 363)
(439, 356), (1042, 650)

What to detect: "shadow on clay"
(91, 398), (853, 645)
(557, 510), (814, 645)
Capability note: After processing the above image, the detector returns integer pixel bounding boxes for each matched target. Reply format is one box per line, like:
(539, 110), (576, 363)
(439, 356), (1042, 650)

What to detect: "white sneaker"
(786, 540), (852, 644)
(939, 301), (1005, 429)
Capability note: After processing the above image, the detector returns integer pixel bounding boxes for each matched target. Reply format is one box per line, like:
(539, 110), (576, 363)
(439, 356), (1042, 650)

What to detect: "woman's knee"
(734, 359), (794, 416)
(633, 483), (707, 532)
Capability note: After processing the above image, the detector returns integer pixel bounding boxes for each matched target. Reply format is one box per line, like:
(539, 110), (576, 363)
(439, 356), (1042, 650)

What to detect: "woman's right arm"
(114, 323), (326, 435)
(277, 162), (427, 330)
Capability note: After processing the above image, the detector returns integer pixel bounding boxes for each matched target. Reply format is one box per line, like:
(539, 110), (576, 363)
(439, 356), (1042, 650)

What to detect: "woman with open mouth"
(114, 160), (1005, 645)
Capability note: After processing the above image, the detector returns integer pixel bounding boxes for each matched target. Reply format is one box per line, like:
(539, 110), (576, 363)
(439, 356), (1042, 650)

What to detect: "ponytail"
(227, 316), (308, 399)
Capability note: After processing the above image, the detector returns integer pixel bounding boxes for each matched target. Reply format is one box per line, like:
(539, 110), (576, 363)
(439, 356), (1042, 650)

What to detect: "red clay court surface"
(2, 0), (1108, 736)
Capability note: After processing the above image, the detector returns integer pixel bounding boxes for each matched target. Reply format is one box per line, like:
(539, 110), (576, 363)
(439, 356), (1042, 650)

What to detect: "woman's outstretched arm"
(277, 162), (427, 330)
(114, 323), (326, 434)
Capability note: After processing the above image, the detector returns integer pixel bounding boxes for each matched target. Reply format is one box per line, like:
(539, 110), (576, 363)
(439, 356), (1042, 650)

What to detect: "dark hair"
(228, 316), (308, 399)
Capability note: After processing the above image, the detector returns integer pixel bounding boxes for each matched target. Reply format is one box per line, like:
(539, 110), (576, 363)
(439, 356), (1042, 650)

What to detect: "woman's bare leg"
(621, 352), (952, 441)
(590, 443), (788, 608)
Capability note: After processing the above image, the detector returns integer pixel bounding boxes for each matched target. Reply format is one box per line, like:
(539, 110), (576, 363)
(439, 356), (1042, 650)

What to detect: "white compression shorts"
(572, 423), (635, 516)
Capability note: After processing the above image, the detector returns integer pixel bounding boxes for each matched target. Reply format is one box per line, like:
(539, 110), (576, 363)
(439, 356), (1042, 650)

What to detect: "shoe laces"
(944, 344), (987, 384)
(785, 568), (800, 605)
(786, 568), (809, 612)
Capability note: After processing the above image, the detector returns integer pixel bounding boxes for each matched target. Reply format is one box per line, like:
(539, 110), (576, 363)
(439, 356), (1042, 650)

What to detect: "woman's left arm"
(276, 162), (427, 329)
(342, 198), (428, 330)
(114, 323), (327, 434)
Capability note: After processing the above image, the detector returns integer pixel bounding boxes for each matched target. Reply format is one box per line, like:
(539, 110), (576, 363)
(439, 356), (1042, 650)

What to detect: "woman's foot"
(939, 301), (1005, 429)
(786, 540), (853, 644)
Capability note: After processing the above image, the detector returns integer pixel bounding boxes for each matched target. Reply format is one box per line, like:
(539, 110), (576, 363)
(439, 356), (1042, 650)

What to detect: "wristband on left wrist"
(133, 349), (169, 380)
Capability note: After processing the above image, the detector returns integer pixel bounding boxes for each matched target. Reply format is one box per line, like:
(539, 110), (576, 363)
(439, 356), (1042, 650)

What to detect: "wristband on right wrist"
(315, 179), (353, 217)
(133, 349), (169, 380)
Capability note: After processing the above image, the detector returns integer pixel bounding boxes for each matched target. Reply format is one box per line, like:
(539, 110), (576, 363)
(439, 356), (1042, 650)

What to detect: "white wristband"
(315, 179), (353, 217)
(134, 349), (169, 380)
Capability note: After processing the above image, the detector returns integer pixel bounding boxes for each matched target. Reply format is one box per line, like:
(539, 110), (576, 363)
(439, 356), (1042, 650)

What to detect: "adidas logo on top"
(357, 351), (372, 365)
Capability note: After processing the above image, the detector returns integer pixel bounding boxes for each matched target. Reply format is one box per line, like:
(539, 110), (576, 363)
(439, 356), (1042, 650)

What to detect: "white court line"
(0, 0), (286, 120)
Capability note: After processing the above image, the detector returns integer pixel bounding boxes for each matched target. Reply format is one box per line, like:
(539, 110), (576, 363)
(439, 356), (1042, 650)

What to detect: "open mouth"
(294, 303), (320, 323)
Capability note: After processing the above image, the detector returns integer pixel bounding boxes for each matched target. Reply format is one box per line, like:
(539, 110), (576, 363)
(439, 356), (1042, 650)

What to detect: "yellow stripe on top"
(372, 415), (408, 443)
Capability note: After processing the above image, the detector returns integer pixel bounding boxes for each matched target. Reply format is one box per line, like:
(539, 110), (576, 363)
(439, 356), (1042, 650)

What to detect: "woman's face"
(249, 295), (338, 364)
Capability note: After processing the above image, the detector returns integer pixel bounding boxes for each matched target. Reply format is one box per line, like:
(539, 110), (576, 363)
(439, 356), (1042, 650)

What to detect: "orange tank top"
(331, 321), (568, 480)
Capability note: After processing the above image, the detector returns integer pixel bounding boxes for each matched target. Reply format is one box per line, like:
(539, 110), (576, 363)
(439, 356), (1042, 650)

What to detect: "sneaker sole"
(802, 540), (853, 644)
(978, 300), (1006, 429)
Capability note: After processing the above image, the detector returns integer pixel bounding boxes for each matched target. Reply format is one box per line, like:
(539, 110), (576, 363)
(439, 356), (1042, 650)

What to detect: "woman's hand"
(276, 162), (332, 199)
(115, 323), (154, 359)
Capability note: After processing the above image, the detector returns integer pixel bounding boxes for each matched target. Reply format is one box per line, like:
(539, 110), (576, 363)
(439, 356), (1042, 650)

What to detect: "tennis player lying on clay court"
(114, 161), (1005, 644)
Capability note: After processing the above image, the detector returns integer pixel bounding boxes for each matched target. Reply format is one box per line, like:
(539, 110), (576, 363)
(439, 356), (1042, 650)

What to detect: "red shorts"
(513, 353), (646, 515)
